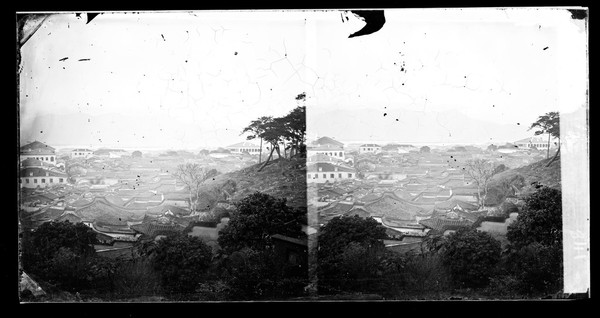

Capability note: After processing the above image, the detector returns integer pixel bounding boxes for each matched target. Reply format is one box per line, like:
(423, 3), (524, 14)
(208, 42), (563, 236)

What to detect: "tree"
(487, 144), (498, 152)
(529, 111), (560, 160)
(464, 159), (497, 209)
(172, 163), (219, 212)
(198, 149), (210, 156)
(420, 146), (430, 153)
(440, 228), (502, 288)
(317, 216), (388, 292)
(493, 163), (509, 175)
(132, 150), (142, 158)
(145, 233), (213, 295)
(217, 192), (306, 254)
(280, 105), (306, 158)
(241, 116), (272, 164)
(21, 221), (99, 291)
(507, 185), (562, 249)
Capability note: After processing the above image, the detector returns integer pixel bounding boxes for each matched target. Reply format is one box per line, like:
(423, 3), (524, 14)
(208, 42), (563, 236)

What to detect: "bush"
(400, 253), (451, 296)
(217, 192), (306, 254)
(21, 221), (99, 292)
(507, 185), (562, 248)
(440, 228), (502, 288)
(504, 242), (563, 295)
(112, 258), (162, 298)
(147, 234), (213, 295)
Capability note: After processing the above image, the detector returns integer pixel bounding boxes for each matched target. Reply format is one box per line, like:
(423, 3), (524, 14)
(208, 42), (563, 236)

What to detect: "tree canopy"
(146, 233), (213, 295)
(217, 192), (306, 254)
(420, 146), (431, 153)
(507, 185), (562, 249)
(241, 93), (306, 170)
(441, 228), (502, 288)
(172, 163), (219, 212)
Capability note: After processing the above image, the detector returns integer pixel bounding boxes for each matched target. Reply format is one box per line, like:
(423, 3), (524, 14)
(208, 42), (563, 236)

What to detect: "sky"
(19, 8), (587, 150)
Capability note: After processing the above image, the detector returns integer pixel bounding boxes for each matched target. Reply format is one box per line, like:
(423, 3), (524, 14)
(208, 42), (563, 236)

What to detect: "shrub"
(147, 233), (213, 295)
(440, 228), (502, 288)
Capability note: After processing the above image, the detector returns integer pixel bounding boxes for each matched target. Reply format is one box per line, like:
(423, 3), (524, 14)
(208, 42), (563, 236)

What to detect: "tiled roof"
(364, 192), (427, 220)
(307, 162), (356, 173)
(311, 136), (344, 147)
(308, 145), (344, 151)
(146, 204), (191, 216)
(434, 199), (479, 211)
(226, 141), (261, 148)
(419, 217), (473, 233)
(360, 144), (381, 147)
(130, 222), (184, 238)
(307, 153), (346, 163)
(20, 141), (55, 154)
(74, 197), (147, 224)
(93, 221), (137, 234)
(72, 149), (93, 152)
(20, 167), (67, 178)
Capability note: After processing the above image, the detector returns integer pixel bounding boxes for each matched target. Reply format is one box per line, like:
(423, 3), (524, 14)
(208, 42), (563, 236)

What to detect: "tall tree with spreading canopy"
(529, 111), (560, 161)
(172, 163), (219, 212)
(241, 116), (271, 164)
(464, 159), (497, 209)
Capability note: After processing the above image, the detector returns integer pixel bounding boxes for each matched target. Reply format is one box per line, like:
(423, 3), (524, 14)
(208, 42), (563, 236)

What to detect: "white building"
(307, 162), (356, 184)
(359, 143), (382, 154)
(307, 136), (346, 160)
(20, 141), (57, 165)
(20, 167), (68, 189)
(514, 135), (559, 150)
(225, 141), (265, 154)
(71, 148), (93, 159)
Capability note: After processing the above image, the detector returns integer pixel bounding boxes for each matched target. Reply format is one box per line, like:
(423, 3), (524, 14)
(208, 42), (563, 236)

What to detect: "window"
(59, 178), (64, 183)
(34, 179), (38, 184)
(330, 174), (334, 178)
(41, 179), (45, 183)
(323, 174), (326, 178)
(307, 173), (311, 178)
(339, 173), (342, 178)
(348, 173), (353, 178)
(50, 178), (53, 183)
(51, 157), (54, 162)
(315, 174), (318, 179)
(26, 179), (29, 184)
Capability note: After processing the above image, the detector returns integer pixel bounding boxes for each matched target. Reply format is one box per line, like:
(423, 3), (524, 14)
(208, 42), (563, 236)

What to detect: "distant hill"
(309, 108), (529, 145)
(198, 155), (307, 209)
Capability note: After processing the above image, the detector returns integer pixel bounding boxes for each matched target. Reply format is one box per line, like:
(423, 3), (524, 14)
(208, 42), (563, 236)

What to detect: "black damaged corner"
(567, 9), (587, 20)
(348, 10), (386, 38)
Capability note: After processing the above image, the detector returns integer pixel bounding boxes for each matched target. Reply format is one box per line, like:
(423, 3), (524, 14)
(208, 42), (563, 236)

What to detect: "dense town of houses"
(18, 140), (267, 257)
(19, 134), (556, 259)
(307, 135), (558, 253)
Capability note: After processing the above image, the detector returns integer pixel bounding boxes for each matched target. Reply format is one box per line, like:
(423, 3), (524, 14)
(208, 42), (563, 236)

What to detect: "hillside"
(198, 154), (307, 209)
(489, 155), (561, 199)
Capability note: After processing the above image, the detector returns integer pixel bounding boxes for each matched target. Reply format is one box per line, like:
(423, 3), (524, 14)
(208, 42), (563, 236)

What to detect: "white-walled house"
(71, 148), (94, 159)
(20, 167), (68, 188)
(20, 141), (57, 165)
(514, 135), (558, 150)
(307, 136), (346, 160)
(225, 141), (266, 154)
(359, 144), (382, 154)
(307, 162), (356, 184)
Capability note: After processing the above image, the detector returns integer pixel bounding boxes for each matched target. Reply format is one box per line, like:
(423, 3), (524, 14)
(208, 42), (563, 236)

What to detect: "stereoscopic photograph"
(17, 8), (589, 302)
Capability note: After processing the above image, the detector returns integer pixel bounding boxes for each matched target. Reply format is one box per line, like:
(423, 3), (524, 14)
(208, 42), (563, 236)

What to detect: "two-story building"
(20, 167), (68, 188)
(225, 141), (265, 154)
(514, 135), (558, 150)
(307, 136), (345, 160)
(307, 162), (356, 183)
(20, 141), (57, 165)
(359, 144), (382, 154)
(71, 148), (94, 159)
